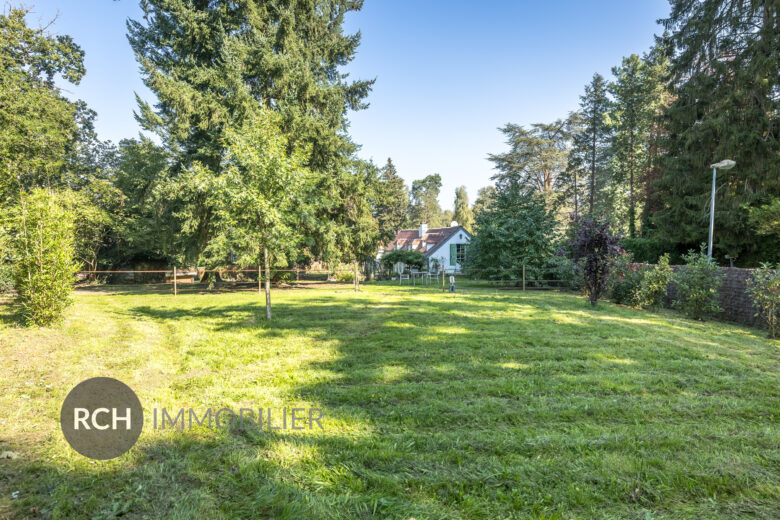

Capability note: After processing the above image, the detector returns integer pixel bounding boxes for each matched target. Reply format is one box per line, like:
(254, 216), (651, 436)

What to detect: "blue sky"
(26, 0), (670, 209)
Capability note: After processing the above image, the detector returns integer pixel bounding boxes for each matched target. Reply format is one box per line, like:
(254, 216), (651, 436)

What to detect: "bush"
(673, 247), (724, 321)
(745, 263), (780, 339)
(334, 270), (355, 283)
(0, 226), (13, 294)
(570, 216), (622, 306)
(271, 270), (296, 283)
(636, 253), (674, 310)
(621, 237), (669, 264)
(11, 189), (78, 326)
(607, 252), (643, 305)
(381, 250), (425, 272)
(541, 255), (581, 291)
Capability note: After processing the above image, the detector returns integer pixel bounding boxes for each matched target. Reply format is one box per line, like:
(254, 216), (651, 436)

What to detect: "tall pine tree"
(609, 54), (660, 237)
(568, 74), (612, 218)
(654, 0), (779, 264)
(374, 158), (410, 242)
(127, 0), (373, 262)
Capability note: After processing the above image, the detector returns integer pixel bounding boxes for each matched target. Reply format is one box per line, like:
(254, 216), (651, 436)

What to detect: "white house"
(377, 222), (472, 274)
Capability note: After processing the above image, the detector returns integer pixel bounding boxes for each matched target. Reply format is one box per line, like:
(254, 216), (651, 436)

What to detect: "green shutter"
(450, 244), (457, 265)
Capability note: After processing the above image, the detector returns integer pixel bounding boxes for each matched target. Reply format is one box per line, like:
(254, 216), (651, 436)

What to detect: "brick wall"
(667, 267), (766, 327)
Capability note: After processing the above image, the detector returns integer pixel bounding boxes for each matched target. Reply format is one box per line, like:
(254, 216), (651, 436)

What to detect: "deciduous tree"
(453, 186), (474, 232)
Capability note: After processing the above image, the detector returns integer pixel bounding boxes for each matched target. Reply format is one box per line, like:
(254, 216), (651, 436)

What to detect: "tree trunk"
(264, 248), (271, 320)
(629, 130), (636, 238)
(590, 127), (596, 217)
(353, 261), (359, 292)
(573, 169), (578, 218)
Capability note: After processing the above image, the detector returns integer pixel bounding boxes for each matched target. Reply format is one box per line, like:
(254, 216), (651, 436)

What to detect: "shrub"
(636, 253), (674, 310)
(621, 237), (670, 264)
(607, 252), (643, 305)
(11, 189), (78, 326)
(570, 216), (622, 306)
(745, 263), (780, 339)
(673, 247), (724, 320)
(334, 270), (355, 283)
(271, 270), (296, 283)
(0, 226), (13, 294)
(541, 255), (581, 291)
(381, 250), (425, 272)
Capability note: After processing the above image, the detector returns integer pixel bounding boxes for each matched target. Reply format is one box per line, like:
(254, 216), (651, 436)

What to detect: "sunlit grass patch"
(0, 284), (778, 519)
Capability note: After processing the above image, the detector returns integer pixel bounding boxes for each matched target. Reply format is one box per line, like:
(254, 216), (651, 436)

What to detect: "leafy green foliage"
(746, 263), (780, 338)
(113, 137), (176, 264)
(0, 224), (12, 294)
(10, 189), (77, 325)
(127, 0), (372, 261)
(466, 187), (557, 280)
(748, 198), (780, 239)
(636, 253), (673, 310)
(654, 0), (780, 264)
(673, 247), (724, 320)
(543, 254), (583, 292)
(380, 250), (425, 272)
(58, 190), (115, 272)
(472, 186), (496, 221)
(607, 253), (643, 306)
(208, 108), (311, 268)
(570, 216), (622, 306)
(489, 121), (570, 206)
(373, 158), (410, 243)
(568, 74), (612, 217)
(317, 159), (380, 269)
(452, 186), (473, 232)
(621, 236), (670, 264)
(0, 8), (85, 205)
(608, 53), (668, 238)
(409, 174), (445, 227)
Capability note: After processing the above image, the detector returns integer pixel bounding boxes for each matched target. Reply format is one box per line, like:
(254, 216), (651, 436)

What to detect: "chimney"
(419, 223), (428, 236)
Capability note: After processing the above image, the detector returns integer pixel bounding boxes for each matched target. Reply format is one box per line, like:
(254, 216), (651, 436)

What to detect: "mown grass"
(0, 283), (778, 519)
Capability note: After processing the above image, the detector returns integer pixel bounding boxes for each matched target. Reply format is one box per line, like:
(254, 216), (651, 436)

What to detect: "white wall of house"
(427, 227), (471, 273)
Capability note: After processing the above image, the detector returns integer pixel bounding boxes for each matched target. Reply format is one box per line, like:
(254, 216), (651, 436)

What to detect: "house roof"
(382, 225), (470, 258)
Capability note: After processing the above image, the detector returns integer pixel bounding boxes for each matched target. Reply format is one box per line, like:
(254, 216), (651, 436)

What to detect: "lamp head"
(710, 159), (736, 170)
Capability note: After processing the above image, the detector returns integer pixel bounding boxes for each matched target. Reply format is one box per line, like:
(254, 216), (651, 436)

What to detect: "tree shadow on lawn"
(4, 292), (772, 518)
(2, 429), (447, 519)
(106, 291), (780, 518)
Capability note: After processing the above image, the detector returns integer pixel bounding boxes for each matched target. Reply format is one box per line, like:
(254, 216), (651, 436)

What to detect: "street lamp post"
(707, 159), (736, 260)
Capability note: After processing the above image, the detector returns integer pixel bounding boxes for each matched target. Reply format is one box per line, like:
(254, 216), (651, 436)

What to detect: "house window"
(456, 243), (467, 265)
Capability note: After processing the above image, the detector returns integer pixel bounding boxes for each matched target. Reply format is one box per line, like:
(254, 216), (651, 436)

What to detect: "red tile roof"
(382, 226), (463, 257)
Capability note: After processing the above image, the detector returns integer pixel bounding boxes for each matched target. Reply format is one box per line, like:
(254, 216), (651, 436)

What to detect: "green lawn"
(0, 284), (778, 519)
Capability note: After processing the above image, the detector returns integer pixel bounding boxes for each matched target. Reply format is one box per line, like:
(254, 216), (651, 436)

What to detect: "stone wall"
(667, 267), (765, 328)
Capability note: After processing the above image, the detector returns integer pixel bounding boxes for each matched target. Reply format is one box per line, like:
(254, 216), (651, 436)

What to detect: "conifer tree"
(127, 0), (373, 261)
(374, 158), (410, 241)
(654, 0), (779, 264)
(472, 186), (496, 220)
(569, 74), (612, 218)
(609, 54), (658, 237)
(489, 121), (570, 206)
